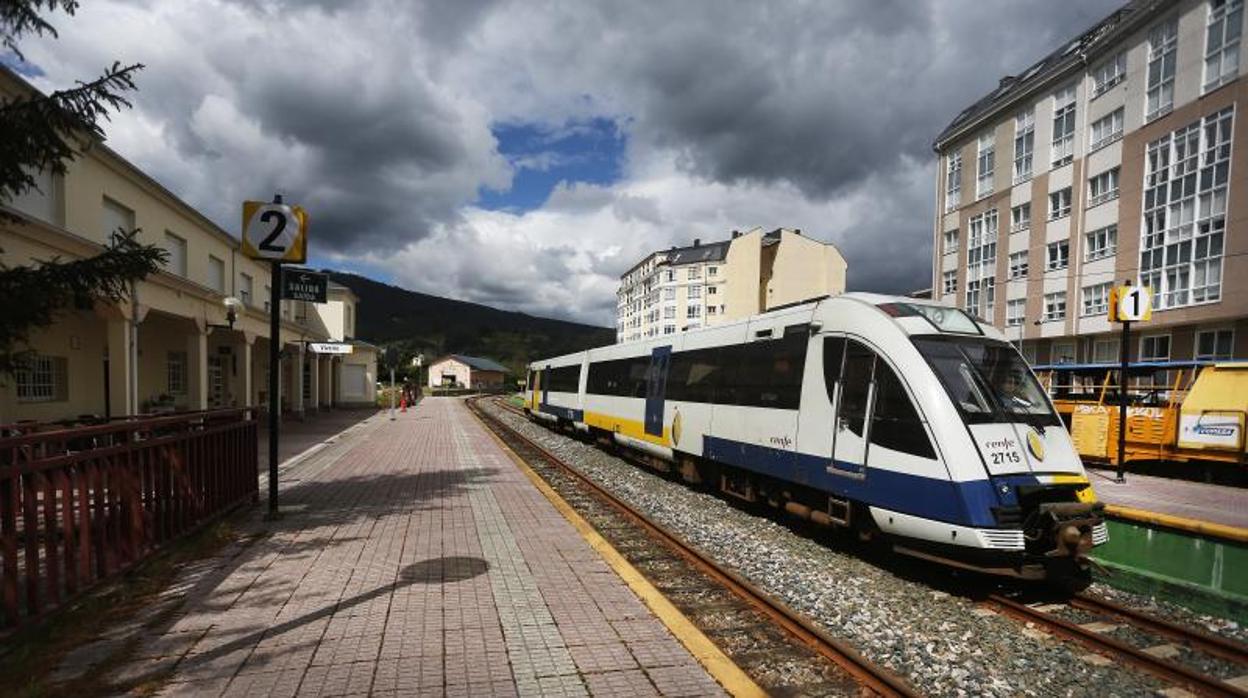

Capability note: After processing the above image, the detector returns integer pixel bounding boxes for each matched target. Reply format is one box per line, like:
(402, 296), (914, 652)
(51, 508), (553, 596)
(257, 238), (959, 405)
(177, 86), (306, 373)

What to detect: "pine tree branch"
(0, 61), (143, 200)
(0, 228), (167, 375)
(0, 0), (78, 60)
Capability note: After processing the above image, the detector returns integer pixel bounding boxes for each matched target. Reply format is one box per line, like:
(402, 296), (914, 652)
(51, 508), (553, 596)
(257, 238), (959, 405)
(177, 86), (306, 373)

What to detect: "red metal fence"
(0, 409), (258, 629)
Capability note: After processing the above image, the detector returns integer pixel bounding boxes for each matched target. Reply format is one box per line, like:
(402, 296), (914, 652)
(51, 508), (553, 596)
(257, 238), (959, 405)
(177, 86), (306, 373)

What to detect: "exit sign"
(282, 269), (328, 303)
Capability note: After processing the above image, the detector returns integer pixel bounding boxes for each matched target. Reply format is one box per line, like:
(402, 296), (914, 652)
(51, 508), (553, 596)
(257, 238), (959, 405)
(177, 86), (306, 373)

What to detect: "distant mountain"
(327, 271), (614, 374)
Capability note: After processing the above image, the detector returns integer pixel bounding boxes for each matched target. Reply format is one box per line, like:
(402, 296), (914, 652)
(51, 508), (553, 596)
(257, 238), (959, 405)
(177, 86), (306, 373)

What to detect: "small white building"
(427, 355), (509, 391)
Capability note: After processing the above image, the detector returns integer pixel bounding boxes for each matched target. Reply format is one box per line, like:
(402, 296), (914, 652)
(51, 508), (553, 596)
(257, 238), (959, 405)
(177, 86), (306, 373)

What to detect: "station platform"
(1088, 467), (1248, 534)
(55, 397), (738, 697)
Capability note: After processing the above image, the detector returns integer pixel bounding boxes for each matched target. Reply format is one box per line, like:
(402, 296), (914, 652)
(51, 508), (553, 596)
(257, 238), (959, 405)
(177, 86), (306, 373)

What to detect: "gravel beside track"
(483, 400), (1169, 697)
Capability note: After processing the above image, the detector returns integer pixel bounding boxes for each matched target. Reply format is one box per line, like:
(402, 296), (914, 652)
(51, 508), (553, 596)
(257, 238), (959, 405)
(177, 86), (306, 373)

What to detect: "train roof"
(532, 294), (1010, 369)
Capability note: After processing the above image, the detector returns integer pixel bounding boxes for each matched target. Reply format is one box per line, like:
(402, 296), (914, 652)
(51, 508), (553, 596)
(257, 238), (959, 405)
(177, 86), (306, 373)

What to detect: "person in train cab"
(997, 370), (1034, 409)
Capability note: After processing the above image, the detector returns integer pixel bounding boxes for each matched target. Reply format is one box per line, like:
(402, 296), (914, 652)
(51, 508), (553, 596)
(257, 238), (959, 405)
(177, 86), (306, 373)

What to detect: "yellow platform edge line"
(1104, 504), (1248, 544)
(477, 414), (765, 698)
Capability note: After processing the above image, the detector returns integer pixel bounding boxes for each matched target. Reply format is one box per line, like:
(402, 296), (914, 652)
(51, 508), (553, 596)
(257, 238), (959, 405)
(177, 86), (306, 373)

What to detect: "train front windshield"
(913, 336), (1060, 428)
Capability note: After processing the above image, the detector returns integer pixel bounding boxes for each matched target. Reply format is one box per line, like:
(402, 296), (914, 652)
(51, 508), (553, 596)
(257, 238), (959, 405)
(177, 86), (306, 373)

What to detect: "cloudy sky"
(10, 0), (1123, 327)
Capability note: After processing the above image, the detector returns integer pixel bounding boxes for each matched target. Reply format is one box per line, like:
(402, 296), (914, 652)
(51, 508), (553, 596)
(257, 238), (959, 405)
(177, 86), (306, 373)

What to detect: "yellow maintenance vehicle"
(1032, 360), (1248, 469)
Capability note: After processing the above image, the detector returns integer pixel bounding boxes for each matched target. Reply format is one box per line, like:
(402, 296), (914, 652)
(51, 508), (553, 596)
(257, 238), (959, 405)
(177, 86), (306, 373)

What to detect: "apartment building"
(616, 227), (847, 342)
(0, 66), (377, 424)
(932, 0), (1247, 367)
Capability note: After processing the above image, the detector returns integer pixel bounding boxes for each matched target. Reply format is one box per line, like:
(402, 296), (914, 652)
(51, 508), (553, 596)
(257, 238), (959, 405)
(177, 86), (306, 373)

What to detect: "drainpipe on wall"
(129, 280), (140, 417)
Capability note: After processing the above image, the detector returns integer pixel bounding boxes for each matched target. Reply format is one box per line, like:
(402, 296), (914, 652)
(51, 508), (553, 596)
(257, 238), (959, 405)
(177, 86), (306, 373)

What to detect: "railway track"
(985, 593), (1248, 697)
(468, 396), (918, 697)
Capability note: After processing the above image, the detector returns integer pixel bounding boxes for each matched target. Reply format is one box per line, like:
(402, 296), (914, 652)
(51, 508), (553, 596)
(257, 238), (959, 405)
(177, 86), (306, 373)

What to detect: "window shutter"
(54, 356), (69, 402)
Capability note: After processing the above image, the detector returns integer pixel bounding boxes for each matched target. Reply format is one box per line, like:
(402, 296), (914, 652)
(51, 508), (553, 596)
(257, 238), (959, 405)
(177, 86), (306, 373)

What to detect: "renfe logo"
(984, 438), (1016, 450)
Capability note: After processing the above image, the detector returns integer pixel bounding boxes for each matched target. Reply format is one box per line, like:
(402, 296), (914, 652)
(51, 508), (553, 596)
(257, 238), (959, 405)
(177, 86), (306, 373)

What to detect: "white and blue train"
(525, 293), (1107, 583)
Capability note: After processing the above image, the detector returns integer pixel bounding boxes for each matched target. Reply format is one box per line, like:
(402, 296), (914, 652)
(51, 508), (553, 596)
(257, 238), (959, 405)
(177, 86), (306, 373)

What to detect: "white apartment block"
(933, 0), (1247, 367)
(616, 227), (847, 343)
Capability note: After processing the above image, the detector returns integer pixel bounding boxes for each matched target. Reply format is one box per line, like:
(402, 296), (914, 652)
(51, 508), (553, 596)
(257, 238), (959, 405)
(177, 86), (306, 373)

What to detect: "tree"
(0, 0), (162, 374)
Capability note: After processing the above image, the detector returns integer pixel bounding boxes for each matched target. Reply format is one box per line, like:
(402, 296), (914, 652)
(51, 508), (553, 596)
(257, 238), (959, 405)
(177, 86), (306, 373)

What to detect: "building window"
(1052, 342), (1077, 364)
(15, 355), (65, 402)
(976, 132), (995, 198)
(1046, 240), (1069, 271)
(664, 325), (675, 335)
(964, 210), (998, 318)
(1010, 203), (1030, 232)
(208, 255), (225, 293)
(1006, 299), (1025, 327)
(1087, 167), (1120, 207)
(687, 267), (700, 280)
(101, 196), (134, 240)
(1140, 334), (1171, 362)
(1086, 225), (1117, 262)
(688, 285), (702, 299)
(1089, 108), (1124, 151)
(239, 273), (253, 306)
(945, 151), (962, 211)
(1141, 107), (1232, 309)
(943, 228), (959, 254)
(707, 285), (718, 295)
(706, 305), (717, 316)
(686, 305), (701, 319)
(707, 266), (718, 276)
(1092, 339), (1119, 363)
(1013, 110), (1034, 183)
(1195, 328), (1235, 360)
(1051, 85), (1076, 167)
(664, 287), (676, 301)
(1082, 282), (1111, 316)
(1046, 241), (1070, 271)
(164, 232), (187, 277)
(168, 351), (188, 395)
(1091, 51), (1127, 97)
(1043, 292), (1066, 322)
(1021, 343), (1039, 364)
(665, 270), (675, 282)
(1048, 187), (1071, 220)
(1205, 0), (1242, 92)
(943, 270), (957, 295)
(1008, 251), (1029, 280)
(1146, 17), (1178, 121)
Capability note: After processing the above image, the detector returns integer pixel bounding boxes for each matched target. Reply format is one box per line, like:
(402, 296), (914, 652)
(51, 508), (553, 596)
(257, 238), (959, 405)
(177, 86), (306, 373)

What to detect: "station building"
(932, 0), (1248, 366)
(616, 227), (847, 343)
(426, 355), (509, 390)
(0, 66), (378, 425)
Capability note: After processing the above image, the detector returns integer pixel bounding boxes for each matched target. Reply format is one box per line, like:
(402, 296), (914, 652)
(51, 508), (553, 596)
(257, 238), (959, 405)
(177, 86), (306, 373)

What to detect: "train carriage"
(525, 293), (1107, 583)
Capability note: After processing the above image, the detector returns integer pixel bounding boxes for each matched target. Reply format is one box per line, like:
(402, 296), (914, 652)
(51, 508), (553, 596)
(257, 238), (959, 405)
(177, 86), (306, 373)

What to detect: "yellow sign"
(1109, 285), (1152, 323)
(241, 201), (309, 263)
(1026, 429), (1046, 461)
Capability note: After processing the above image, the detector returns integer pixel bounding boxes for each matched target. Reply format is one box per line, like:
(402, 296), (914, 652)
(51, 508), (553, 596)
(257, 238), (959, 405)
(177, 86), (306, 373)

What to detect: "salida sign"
(282, 269), (328, 303)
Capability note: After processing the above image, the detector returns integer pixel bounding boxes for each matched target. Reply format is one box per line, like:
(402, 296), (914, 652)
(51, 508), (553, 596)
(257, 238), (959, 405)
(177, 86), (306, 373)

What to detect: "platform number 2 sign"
(1109, 285), (1153, 323)
(242, 201), (309, 263)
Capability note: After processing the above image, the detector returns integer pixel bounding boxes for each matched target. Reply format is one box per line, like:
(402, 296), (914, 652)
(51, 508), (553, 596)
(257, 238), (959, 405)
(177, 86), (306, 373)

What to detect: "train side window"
(546, 365), (580, 393)
(823, 337), (846, 404)
(527, 370), (534, 390)
(628, 357), (649, 398)
(839, 341), (875, 437)
(870, 361), (936, 459)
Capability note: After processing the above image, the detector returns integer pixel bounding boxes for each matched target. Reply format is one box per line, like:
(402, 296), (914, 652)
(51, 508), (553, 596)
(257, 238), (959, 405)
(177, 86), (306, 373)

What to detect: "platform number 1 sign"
(242, 201), (309, 263)
(1109, 285), (1153, 323)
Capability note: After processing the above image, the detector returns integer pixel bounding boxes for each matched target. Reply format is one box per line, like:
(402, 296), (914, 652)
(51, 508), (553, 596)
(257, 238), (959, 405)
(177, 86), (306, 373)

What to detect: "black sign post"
(282, 269), (328, 303)
(268, 254), (281, 518)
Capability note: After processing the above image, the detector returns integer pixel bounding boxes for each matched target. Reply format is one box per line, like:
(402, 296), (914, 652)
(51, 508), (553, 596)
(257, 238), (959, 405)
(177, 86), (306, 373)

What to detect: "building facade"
(932, 0), (1247, 367)
(616, 227), (847, 342)
(0, 66), (377, 423)
(427, 355), (508, 390)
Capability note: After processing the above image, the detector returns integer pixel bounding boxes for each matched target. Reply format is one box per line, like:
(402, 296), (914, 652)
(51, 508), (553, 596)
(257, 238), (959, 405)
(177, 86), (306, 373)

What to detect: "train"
(524, 293), (1108, 585)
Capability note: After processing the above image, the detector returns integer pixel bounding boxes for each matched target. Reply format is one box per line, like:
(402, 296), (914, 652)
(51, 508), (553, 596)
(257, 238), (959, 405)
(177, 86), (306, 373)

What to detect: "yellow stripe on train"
(584, 410), (672, 447)
(1049, 473), (1098, 503)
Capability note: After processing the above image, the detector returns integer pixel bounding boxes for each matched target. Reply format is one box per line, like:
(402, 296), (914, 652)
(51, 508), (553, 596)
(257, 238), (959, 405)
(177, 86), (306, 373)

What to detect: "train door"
(645, 346), (672, 437)
(830, 339), (875, 476)
(540, 365), (551, 410)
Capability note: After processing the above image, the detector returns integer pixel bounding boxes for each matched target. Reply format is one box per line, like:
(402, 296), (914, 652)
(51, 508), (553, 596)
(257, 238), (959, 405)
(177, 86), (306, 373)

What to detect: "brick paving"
(76, 397), (726, 697)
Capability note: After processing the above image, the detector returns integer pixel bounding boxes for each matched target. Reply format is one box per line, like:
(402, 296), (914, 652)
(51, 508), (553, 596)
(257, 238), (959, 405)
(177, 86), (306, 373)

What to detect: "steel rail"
(469, 396), (918, 698)
(1071, 593), (1248, 667)
(986, 594), (1247, 698)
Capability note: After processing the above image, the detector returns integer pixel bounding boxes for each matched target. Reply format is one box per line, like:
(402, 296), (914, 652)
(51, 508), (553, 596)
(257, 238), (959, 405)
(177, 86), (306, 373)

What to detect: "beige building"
(616, 227), (847, 342)
(427, 355), (509, 390)
(0, 66), (377, 424)
(933, 0), (1247, 367)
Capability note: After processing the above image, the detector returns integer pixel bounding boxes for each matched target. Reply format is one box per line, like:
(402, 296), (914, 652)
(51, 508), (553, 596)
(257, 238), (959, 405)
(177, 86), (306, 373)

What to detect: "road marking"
(479, 414), (765, 698)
